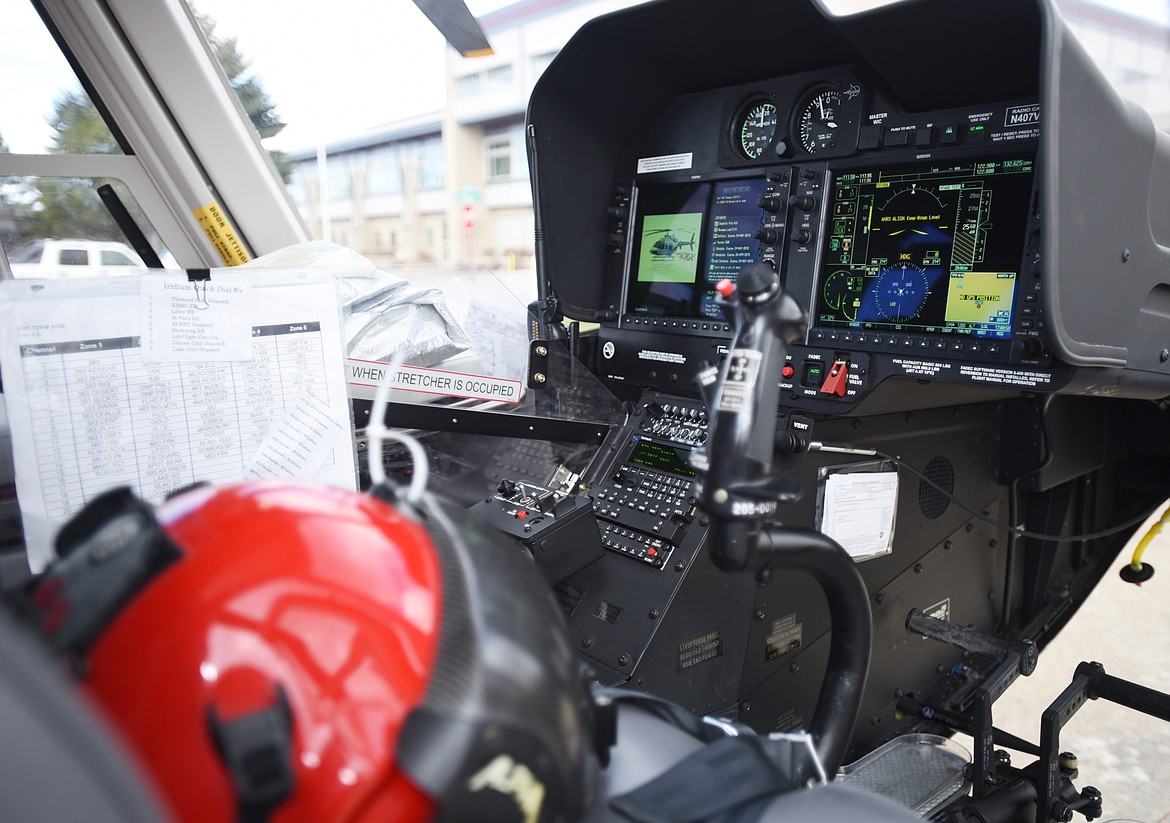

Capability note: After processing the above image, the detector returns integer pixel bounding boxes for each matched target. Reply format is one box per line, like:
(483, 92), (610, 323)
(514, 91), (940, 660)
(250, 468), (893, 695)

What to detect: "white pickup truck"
(7, 238), (146, 278)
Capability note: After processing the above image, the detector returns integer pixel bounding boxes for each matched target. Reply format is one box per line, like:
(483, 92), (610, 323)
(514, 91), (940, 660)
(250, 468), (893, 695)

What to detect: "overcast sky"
(0, 0), (512, 154)
(188, 0), (516, 151)
(2, 0), (1169, 154)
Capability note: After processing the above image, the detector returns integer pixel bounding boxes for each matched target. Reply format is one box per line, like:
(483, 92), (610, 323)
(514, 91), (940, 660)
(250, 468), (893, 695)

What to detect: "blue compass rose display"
(872, 263), (931, 321)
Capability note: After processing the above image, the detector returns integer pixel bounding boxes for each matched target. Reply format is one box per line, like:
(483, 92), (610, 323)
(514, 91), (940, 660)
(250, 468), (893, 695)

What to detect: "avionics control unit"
(594, 66), (1047, 410)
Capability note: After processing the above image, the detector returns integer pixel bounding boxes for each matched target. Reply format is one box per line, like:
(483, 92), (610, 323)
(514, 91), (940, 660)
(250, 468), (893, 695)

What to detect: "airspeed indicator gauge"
(735, 100), (778, 160)
(797, 88), (843, 154)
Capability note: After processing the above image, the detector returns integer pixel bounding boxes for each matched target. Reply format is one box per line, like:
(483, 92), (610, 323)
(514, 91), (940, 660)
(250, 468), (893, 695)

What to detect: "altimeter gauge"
(797, 88), (843, 154)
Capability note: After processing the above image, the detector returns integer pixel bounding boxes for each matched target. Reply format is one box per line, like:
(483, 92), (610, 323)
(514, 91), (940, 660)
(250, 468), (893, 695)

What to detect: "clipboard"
(0, 268), (357, 572)
(814, 458), (899, 562)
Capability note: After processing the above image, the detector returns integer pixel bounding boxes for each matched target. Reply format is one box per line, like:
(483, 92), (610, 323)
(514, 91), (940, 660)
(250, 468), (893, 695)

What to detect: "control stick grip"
(695, 268), (869, 775)
(698, 263), (806, 571)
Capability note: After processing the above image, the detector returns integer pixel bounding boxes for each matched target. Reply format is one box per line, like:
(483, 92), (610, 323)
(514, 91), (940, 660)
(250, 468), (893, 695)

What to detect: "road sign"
(456, 183), (482, 204)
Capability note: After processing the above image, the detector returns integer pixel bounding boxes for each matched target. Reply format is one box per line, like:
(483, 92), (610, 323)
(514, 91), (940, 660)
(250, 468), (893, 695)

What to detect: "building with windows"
(286, 0), (1170, 270)
(438, 0), (642, 271)
(1057, 0), (1170, 130)
(286, 113), (448, 266)
(286, 0), (642, 271)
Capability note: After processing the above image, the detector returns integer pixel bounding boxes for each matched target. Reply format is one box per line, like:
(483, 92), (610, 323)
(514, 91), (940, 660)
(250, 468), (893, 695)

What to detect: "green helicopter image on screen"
(639, 212), (703, 283)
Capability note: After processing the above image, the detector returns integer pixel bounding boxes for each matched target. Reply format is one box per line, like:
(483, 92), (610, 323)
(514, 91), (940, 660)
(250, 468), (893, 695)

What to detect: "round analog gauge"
(872, 264), (931, 321)
(735, 100), (778, 160)
(797, 88), (843, 154)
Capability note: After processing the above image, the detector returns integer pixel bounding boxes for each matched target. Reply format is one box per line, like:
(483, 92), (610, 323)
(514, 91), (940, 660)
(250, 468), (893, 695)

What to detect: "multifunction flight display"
(815, 159), (1035, 341)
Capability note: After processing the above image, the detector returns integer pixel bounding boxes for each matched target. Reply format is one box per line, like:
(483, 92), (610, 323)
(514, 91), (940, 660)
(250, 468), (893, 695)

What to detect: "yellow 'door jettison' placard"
(194, 201), (251, 266)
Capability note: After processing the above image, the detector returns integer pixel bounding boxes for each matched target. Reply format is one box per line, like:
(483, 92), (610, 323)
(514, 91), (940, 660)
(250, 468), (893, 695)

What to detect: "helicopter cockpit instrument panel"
(531, 0), (1170, 407)
(596, 64), (1047, 410)
(523, 0), (1170, 785)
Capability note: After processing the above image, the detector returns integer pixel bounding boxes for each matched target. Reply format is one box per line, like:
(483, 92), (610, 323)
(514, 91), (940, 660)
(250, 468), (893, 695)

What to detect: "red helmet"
(30, 481), (596, 823)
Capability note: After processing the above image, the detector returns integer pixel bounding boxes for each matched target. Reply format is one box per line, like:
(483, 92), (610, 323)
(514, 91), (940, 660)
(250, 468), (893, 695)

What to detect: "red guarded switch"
(819, 358), (849, 396)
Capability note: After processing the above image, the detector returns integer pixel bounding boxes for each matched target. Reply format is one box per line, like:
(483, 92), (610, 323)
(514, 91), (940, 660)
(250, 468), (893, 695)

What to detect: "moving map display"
(816, 158), (1035, 339)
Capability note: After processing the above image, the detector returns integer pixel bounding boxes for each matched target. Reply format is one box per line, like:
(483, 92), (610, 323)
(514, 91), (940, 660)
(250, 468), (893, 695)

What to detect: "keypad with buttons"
(596, 467), (691, 520)
(600, 522), (671, 567)
(591, 429), (699, 568)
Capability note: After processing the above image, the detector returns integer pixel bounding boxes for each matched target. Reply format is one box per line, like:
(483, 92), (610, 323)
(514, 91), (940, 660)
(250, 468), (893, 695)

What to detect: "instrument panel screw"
(582, 635), (594, 648)
(618, 653), (631, 667)
(648, 608), (659, 619)
(533, 373), (546, 383)
(535, 345), (548, 357)
(1161, 349), (1169, 363)
(1122, 248), (1131, 262)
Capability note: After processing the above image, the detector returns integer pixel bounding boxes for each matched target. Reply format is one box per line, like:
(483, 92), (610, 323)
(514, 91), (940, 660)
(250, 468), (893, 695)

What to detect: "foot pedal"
(836, 734), (970, 815)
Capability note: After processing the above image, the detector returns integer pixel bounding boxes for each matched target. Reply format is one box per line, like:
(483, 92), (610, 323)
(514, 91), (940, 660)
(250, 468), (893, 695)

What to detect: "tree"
(10, 91), (124, 244)
(2, 90), (123, 244)
(12, 12), (290, 246)
(199, 16), (284, 140)
(197, 13), (291, 181)
(0, 132), (20, 251)
(47, 90), (121, 155)
(42, 14), (288, 157)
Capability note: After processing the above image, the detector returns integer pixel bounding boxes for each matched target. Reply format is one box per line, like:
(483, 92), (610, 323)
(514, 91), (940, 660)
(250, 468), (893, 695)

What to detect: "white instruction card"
(0, 270), (356, 572)
(461, 292), (530, 384)
(139, 275), (253, 361)
(820, 470), (899, 561)
(244, 389), (345, 480)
